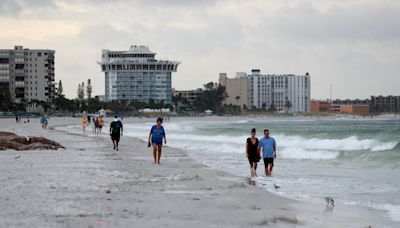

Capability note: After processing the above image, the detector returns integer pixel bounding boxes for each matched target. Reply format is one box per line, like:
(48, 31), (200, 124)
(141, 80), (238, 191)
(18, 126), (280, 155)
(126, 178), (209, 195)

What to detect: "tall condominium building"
(0, 46), (55, 109)
(220, 69), (311, 113)
(98, 45), (180, 104)
(219, 72), (251, 109)
(250, 69), (310, 112)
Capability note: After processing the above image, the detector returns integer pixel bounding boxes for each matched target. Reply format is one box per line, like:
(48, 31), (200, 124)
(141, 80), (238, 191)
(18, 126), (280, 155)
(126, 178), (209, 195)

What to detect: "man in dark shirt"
(109, 116), (123, 151)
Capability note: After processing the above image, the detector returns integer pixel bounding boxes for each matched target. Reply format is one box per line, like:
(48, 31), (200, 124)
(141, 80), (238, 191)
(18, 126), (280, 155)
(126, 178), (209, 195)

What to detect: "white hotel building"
(220, 69), (310, 113)
(98, 45), (180, 104)
(250, 69), (310, 112)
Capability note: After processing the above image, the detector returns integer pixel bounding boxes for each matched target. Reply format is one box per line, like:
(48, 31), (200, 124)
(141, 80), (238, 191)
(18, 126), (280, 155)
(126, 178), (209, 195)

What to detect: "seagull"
(325, 197), (335, 208)
(273, 184), (281, 189)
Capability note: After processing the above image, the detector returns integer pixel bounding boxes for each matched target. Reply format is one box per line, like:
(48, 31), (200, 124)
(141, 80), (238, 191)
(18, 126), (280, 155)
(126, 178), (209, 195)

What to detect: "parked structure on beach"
(0, 45), (55, 111)
(219, 69), (310, 113)
(98, 45), (180, 104)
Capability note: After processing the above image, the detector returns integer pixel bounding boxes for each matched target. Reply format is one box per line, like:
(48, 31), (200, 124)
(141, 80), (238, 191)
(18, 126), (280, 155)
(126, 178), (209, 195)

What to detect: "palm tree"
(285, 100), (292, 113)
(235, 96), (240, 107)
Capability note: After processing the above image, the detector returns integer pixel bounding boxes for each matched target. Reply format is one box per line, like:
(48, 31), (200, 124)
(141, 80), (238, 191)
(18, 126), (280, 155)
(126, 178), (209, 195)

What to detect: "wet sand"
(0, 117), (395, 227)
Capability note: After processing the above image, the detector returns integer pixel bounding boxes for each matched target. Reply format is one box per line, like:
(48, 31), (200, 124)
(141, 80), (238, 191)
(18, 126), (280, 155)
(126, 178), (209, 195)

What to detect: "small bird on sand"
(273, 184), (281, 189)
(325, 197), (335, 208)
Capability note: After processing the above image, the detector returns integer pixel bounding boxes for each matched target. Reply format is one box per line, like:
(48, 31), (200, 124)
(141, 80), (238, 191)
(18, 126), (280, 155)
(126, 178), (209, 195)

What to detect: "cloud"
(0, 0), (55, 15)
(0, 0), (399, 99)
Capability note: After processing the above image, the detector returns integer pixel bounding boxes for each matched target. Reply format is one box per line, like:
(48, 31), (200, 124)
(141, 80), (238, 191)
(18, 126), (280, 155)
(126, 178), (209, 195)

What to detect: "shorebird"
(273, 184), (281, 189)
(325, 197), (335, 208)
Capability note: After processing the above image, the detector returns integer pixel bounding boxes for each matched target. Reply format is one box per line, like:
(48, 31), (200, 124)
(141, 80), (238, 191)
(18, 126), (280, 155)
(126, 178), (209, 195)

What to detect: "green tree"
(193, 82), (226, 113)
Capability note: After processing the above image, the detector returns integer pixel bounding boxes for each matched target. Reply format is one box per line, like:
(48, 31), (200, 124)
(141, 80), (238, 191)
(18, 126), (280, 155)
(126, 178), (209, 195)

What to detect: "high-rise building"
(0, 45), (55, 110)
(98, 45), (180, 104)
(219, 72), (251, 109)
(220, 69), (311, 112)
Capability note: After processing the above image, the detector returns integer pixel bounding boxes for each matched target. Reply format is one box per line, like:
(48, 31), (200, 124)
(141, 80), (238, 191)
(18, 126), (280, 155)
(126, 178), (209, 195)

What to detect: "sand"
(0, 117), (395, 227)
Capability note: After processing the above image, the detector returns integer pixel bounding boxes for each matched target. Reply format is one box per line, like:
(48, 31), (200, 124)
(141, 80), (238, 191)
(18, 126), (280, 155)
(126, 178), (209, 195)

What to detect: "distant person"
(94, 117), (100, 134)
(15, 115), (19, 124)
(259, 129), (277, 176)
(87, 115), (91, 126)
(40, 115), (48, 130)
(246, 128), (260, 177)
(109, 116), (123, 151)
(148, 117), (167, 164)
(82, 117), (87, 133)
(98, 116), (104, 133)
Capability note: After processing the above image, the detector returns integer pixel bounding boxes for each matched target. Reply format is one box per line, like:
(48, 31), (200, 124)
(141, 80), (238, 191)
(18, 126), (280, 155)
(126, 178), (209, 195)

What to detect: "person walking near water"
(259, 129), (277, 176)
(109, 116), (123, 151)
(40, 115), (48, 130)
(246, 128), (261, 177)
(98, 116), (104, 133)
(148, 117), (167, 164)
(81, 117), (87, 133)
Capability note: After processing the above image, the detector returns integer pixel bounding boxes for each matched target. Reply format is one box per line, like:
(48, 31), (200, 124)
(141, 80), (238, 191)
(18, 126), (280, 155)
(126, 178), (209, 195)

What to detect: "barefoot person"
(81, 117), (87, 133)
(259, 129), (277, 176)
(148, 117), (167, 164)
(98, 116), (104, 133)
(40, 115), (48, 130)
(246, 128), (261, 177)
(109, 116), (123, 151)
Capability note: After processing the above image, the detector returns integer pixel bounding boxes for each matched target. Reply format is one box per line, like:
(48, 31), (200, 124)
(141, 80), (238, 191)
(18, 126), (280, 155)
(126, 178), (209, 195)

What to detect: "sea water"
(124, 116), (400, 222)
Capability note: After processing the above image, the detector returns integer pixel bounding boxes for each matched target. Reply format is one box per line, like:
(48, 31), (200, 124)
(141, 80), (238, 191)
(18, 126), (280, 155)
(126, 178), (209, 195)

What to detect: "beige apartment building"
(0, 45), (55, 112)
(219, 73), (251, 109)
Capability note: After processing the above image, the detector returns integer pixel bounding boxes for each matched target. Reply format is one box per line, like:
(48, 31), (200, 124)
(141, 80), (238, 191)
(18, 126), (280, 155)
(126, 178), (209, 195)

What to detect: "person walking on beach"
(246, 128), (261, 177)
(94, 117), (100, 134)
(109, 116), (123, 151)
(81, 117), (87, 133)
(148, 117), (167, 164)
(40, 115), (48, 130)
(98, 116), (104, 133)
(259, 129), (277, 176)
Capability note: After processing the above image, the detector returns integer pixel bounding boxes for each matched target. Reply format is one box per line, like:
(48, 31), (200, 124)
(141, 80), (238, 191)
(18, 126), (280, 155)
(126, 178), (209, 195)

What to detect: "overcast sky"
(1, 0), (399, 99)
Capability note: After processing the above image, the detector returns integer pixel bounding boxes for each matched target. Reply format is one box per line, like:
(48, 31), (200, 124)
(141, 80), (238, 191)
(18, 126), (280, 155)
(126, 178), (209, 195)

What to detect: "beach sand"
(0, 117), (394, 227)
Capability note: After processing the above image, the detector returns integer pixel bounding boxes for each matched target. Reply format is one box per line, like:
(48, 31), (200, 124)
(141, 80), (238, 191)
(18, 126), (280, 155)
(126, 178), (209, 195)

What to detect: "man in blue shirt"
(259, 129), (277, 176)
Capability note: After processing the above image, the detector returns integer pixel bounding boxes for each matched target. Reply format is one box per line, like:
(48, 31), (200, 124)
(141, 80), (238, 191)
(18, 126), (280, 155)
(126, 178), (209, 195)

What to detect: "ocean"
(124, 116), (400, 223)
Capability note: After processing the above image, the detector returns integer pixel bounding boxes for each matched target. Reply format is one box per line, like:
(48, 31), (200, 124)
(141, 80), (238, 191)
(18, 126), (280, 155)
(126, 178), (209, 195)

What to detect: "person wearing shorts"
(246, 128), (260, 177)
(259, 129), (277, 176)
(148, 117), (167, 164)
(109, 116), (123, 151)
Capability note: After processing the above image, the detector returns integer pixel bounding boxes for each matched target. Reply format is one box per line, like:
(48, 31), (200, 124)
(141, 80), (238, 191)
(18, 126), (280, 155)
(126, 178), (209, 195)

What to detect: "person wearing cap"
(109, 116), (123, 151)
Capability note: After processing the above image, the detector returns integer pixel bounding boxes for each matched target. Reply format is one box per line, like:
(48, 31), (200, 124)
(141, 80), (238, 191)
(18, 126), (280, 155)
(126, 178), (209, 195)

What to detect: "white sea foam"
(125, 122), (398, 161)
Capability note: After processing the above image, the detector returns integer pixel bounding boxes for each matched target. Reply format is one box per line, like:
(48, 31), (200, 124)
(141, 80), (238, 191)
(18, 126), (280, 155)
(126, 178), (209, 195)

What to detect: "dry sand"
(0, 117), (394, 227)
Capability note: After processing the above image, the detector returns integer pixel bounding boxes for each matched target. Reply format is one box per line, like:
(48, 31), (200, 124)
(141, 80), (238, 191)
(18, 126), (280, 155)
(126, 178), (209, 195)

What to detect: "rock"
(0, 131), (65, 151)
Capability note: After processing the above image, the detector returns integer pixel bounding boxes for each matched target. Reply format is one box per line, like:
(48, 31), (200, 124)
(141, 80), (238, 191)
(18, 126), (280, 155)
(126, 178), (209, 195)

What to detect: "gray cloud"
(0, 0), (55, 15)
(0, 0), (399, 99)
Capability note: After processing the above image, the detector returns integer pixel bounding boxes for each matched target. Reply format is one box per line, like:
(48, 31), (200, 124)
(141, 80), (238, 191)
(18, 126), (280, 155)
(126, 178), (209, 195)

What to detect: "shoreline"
(0, 117), (397, 227)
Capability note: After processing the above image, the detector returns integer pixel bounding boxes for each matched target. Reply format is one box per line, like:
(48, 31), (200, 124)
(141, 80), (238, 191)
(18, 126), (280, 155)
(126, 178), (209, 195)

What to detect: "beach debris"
(106, 189), (112, 194)
(273, 184), (281, 189)
(14, 155), (21, 159)
(0, 132), (64, 150)
(325, 197), (335, 208)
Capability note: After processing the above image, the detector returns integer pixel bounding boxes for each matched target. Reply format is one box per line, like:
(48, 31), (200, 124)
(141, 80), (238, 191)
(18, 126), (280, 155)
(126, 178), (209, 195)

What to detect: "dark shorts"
(263, 157), (274, 167)
(99, 126), (103, 129)
(111, 134), (120, 142)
